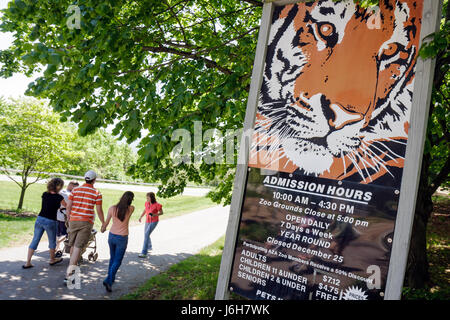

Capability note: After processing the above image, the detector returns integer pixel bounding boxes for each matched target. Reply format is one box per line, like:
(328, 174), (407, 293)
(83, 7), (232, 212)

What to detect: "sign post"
(216, 0), (442, 300)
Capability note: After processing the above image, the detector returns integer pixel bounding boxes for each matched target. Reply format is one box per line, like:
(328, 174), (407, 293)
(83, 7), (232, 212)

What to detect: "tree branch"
(116, 57), (183, 76)
(161, 41), (202, 50)
(26, 171), (46, 188)
(0, 168), (23, 188)
(181, 6), (254, 30)
(200, 0), (239, 34)
(241, 0), (263, 6)
(163, 0), (189, 44)
(430, 155), (450, 195)
(141, 45), (232, 74)
(152, 0), (191, 18)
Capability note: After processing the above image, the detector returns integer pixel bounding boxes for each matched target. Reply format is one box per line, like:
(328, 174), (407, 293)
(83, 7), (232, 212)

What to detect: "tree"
(0, 97), (75, 210)
(66, 128), (137, 181)
(0, 0), (262, 204)
(0, 0), (448, 288)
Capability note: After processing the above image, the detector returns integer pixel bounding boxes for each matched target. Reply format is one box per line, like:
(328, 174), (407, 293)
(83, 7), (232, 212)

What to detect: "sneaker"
(138, 254), (147, 258)
(64, 277), (75, 286)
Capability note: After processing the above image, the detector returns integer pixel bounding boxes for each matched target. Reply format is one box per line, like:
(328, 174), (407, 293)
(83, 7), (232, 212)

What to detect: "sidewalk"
(0, 205), (229, 300)
(0, 174), (211, 197)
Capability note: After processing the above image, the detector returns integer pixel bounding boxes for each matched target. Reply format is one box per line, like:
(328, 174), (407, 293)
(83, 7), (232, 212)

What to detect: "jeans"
(104, 233), (128, 286)
(141, 221), (158, 255)
(29, 216), (58, 250)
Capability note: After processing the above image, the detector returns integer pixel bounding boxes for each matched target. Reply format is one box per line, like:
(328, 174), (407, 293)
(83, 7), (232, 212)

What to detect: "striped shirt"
(68, 183), (102, 224)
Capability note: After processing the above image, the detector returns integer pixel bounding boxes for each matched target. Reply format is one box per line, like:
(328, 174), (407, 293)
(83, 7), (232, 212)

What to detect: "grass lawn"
(123, 196), (450, 300)
(0, 180), (216, 248)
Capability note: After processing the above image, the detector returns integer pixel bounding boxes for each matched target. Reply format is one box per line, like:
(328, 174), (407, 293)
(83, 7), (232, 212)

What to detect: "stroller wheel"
(93, 253), (98, 261)
(88, 253), (93, 261)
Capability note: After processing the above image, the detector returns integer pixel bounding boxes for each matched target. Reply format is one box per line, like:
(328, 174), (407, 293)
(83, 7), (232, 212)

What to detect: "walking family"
(22, 170), (164, 293)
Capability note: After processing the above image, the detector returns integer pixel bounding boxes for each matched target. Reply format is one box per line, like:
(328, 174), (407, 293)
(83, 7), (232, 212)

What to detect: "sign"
(229, 169), (398, 300)
(216, 0), (442, 301)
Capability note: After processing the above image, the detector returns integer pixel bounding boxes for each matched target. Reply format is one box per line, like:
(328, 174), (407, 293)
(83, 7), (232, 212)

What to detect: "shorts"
(68, 220), (93, 249)
(29, 216), (58, 250)
(57, 221), (68, 237)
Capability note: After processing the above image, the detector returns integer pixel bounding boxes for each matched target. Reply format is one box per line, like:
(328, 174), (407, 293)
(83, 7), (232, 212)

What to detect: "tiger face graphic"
(250, 0), (423, 187)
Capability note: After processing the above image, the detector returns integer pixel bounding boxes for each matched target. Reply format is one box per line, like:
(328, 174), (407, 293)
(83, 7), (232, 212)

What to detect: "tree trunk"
(17, 170), (29, 210)
(17, 185), (27, 210)
(405, 155), (434, 288)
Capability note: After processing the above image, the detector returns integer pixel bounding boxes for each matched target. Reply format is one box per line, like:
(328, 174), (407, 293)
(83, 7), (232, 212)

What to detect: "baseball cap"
(84, 170), (97, 181)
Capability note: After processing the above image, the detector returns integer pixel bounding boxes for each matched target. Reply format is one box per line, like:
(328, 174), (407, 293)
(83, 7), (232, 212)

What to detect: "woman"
(138, 192), (163, 258)
(23, 178), (66, 269)
(101, 191), (135, 292)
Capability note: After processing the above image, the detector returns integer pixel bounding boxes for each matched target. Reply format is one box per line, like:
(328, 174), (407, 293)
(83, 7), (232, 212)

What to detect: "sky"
(0, 0), (141, 151)
(0, 0), (39, 99)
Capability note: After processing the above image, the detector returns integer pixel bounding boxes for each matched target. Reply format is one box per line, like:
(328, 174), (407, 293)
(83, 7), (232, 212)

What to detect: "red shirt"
(145, 201), (162, 223)
(68, 183), (102, 224)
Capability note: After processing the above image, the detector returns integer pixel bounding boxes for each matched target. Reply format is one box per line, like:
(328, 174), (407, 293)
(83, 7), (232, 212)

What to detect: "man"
(55, 181), (79, 257)
(65, 170), (105, 284)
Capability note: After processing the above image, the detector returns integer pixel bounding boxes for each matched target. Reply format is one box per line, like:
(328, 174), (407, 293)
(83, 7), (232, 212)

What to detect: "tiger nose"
(328, 103), (363, 129)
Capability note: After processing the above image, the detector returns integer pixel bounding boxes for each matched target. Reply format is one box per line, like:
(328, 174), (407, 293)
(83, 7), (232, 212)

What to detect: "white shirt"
(57, 189), (71, 222)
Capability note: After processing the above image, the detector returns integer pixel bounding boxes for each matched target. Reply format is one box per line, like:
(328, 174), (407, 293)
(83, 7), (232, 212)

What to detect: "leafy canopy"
(0, 0), (263, 203)
(0, 0), (448, 203)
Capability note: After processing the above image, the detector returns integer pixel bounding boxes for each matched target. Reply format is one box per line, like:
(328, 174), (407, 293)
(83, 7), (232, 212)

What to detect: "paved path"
(0, 175), (211, 197)
(0, 205), (229, 300)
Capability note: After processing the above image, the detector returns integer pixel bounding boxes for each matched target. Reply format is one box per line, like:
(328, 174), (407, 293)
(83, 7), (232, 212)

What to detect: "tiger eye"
(383, 43), (399, 57)
(319, 23), (334, 37)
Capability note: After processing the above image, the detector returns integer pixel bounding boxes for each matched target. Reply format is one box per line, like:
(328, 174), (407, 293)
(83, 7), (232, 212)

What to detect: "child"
(138, 192), (163, 258)
(55, 181), (79, 257)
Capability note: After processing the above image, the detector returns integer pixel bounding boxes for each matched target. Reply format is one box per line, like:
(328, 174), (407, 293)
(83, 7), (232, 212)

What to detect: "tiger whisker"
(283, 158), (293, 169)
(384, 137), (407, 145)
(360, 142), (395, 178)
(266, 153), (285, 167)
(351, 151), (368, 182)
(359, 140), (382, 170)
(359, 146), (382, 171)
(365, 141), (400, 163)
(355, 152), (373, 182)
(340, 151), (347, 176)
(372, 140), (405, 160)
(347, 151), (366, 182)
(259, 100), (287, 106)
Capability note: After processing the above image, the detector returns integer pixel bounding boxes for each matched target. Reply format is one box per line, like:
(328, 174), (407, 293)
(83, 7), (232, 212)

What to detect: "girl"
(101, 191), (135, 292)
(138, 192), (163, 258)
(23, 178), (66, 269)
